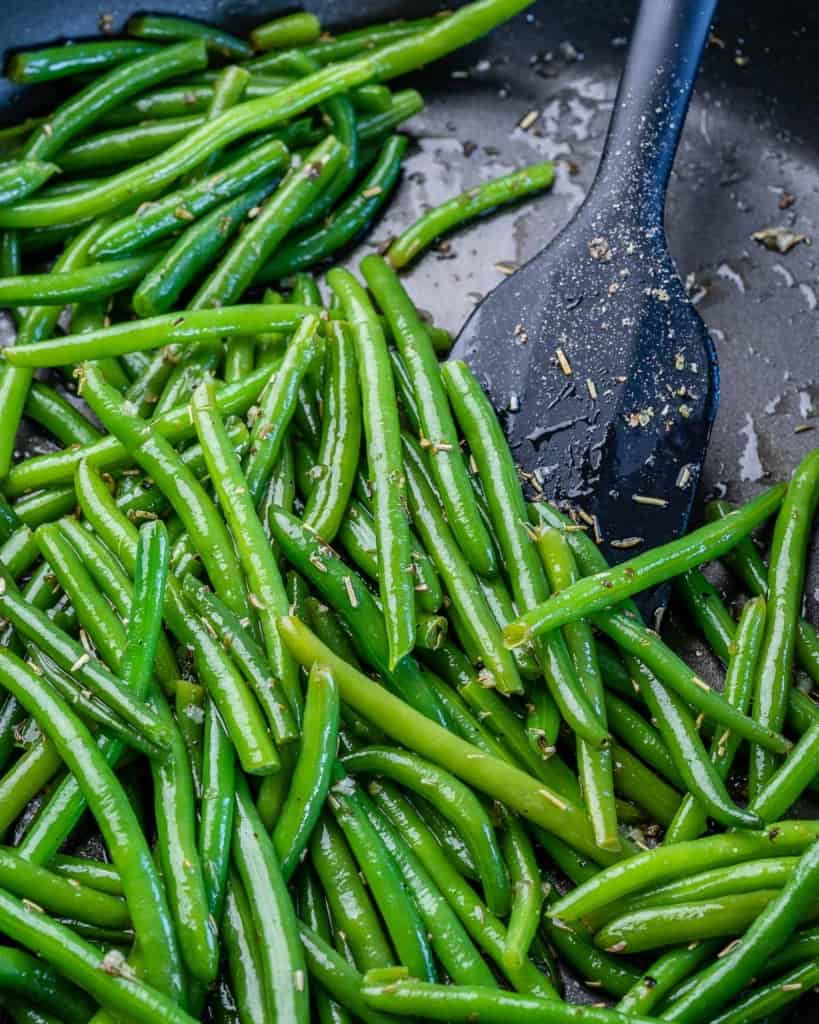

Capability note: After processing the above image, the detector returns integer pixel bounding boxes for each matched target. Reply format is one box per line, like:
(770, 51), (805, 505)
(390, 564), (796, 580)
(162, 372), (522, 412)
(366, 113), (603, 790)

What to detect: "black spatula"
(450, 0), (720, 575)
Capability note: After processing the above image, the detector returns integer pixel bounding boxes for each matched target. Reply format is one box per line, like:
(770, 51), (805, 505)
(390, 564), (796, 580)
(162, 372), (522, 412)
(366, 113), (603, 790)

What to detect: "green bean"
(360, 786), (496, 987)
(56, 517), (179, 688)
(250, 18), (436, 72)
(0, 494), (22, 545)
(329, 769), (437, 981)
(666, 595), (767, 842)
(191, 378), (300, 726)
(661, 838), (819, 1021)
(506, 483), (785, 646)
(610, 741), (682, 826)
(362, 254), (496, 576)
(414, 613), (448, 650)
(183, 577), (298, 744)
(57, 117), (205, 172)
(0, 161), (59, 208)
(266, 505), (447, 726)
(0, 525), (36, 578)
(604, 692), (683, 788)
(80, 364), (251, 621)
(356, 90), (424, 144)
(538, 525), (619, 849)
(7, 41), (162, 83)
(243, 315), (323, 505)
(251, 13), (321, 51)
(0, 581), (167, 744)
(193, 135), (346, 310)
(191, 65), (254, 182)
(0, 650), (183, 1000)
(197, 697), (235, 929)
(387, 161), (554, 267)
(550, 821), (819, 923)
(442, 360), (602, 745)
(296, 94), (361, 230)
(281, 614), (618, 863)
(616, 942), (719, 1016)
(0, 60), (375, 228)
(233, 776), (309, 1022)
(0, 250), (162, 306)
(24, 41), (207, 164)
(273, 664), (340, 880)
(258, 134), (408, 279)
(0, 845), (128, 928)
(302, 323), (362, 542)
(75, 460), (278, 777)
(710, 958), (819, 1024)
(759, 923), (819, 976)
(751, 714), (819, 823)
(91, 138), (290, 259)
(222, 870), (270, 1024)
(294, 863), (352, 1024)
(597, 890), (791, 954)
(706, 499), (819, 684)
(50, 854), (123, 897)
(4, 362), (275, 500)
(0, 220), (105, 479)
(361, 977), (651, 1022)
(0, 946), (95, 1024)
(344, 745), (511, 916)
(401, 433), (522, 692)
(748, 449), (819, 796)
(327, 267), (415, 668)
(541, 917), (641, 997)
(153, 347), (219, 416)
(132, 184), (281, 317)
(12, 487), (76, 528)
(127, 13), (253, 59)
(310, 811), (394, 970)
(24, 383), (101, 447)
(502, 814), (544, 971)
(174, 680), (205, 798)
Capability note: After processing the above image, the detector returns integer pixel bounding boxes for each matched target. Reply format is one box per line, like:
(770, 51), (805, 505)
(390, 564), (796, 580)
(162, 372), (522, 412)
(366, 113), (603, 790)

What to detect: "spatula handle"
(591, 0), (718, 219)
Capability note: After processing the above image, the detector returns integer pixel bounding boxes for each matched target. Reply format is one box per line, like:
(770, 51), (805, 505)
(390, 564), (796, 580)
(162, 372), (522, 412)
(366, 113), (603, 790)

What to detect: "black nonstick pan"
(1, 0), (817, 1015)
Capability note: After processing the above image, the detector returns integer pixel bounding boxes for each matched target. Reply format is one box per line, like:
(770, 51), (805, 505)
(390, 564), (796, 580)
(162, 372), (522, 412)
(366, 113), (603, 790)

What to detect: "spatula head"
(450, 201), (719, 572)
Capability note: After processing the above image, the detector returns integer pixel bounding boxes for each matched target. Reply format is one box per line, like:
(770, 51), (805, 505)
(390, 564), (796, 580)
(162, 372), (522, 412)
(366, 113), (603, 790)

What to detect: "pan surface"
(1, 0), (818, 1014)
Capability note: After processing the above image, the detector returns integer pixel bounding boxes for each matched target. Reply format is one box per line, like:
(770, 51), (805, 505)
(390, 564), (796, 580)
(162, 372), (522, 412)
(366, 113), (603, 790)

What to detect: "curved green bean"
(127, 13), (253, 59)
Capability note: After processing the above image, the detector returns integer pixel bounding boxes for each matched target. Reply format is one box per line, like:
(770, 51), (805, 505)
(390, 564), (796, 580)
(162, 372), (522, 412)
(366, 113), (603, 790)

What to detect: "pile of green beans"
(0, 2), (817, 1023)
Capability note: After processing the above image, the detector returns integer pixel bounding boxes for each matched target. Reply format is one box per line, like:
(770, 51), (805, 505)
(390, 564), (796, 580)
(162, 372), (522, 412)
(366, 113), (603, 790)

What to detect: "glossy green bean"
(58, 117), (204, 172)
(502, 814), (544, 971)
(273, 664), (339, 880)
(193, 135), (346, 310)
(0, 161), (59, 207)
(294, 863), (352, 1024)
(748, 449), (819, 796)
(710, 958), (819, 1024)
(0, 250), (162, 306)
(75, 459), (278, 777)
(91, 138), (289, 258)
(550, 821), (819, 922)
(706, 498), (819, 684)
(666, 595), (767, 842)
(356, 90), (424, 144)
(368, 778), (557, 996)
(243, 315), (322, 505)
(0, 946), (95, 1024)
(310, 811), (394, 970)
(7, 41), (162, 84)
(259, 134), (408, 279)
(361, 977), (652, 1023)
(128, 13), (253, 59)
(362, 254), (496, 576)
(616, 942), (718, 1017)
(329, 770), (437, 982)
(0, 61), (376, 228)
(222, 869), (270, 1024)
(604, 692), (683, 788)
(25, 41), (207, 164)
(442, 360), (602, 745)
(251, 12), (321, 51)
(50, 854), (123, 896)
(302, 323), (362, 542)
(297, 93), (361, 230)
(541, 917), (641, 997)
(387, 161), (554, 267)
(0, 650), (183, 1001)
(0, 220), (105, 479)
(24, 382), (101, 447)
(327, 267), (415, 668)
(191, 378), (300, 726)
(12, 487), (76, 528)
(233, 776), (309, 1022)
(506, 484), (785, 645)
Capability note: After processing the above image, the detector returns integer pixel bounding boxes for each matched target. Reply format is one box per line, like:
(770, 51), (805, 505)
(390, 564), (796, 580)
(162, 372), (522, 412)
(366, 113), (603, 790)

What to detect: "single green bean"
(327, 267), (415, 668)
(502, 814), (545, 971)
(250, 13), (321, 51)
(709, 958), (819, 1024)
(294, 863), (352, 1024)
(541, 916), (641, 997)
(616, 942), (719, 1017)
(127, 14), (253, 59)
(222, 869), (270, 1024)
(388, 161), (554, 267)
(273, 664), (340, 880)
(24, 382), (101, 447)
(0, 946), (95, 1024)
(7, 41), (162, 83)
(57, 117), (205, 172)
(0, 161), (59, 207)
(0, 250), (162, 306)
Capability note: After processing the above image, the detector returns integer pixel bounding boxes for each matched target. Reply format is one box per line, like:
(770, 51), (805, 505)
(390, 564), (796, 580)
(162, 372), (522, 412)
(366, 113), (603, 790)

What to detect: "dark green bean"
(0, 161), (59, 207)
(541, 916), (641, 997)
(127, 14), (253, 60)
(222, 870), (270, 1024)
(24, 383), (101, 447)
(502, 814), (544, 971)
(7, 41), (161, 84)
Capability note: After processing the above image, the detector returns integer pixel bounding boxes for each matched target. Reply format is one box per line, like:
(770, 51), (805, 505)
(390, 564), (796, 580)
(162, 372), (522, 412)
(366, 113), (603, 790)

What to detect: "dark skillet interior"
(1, 0), (818, 1014)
